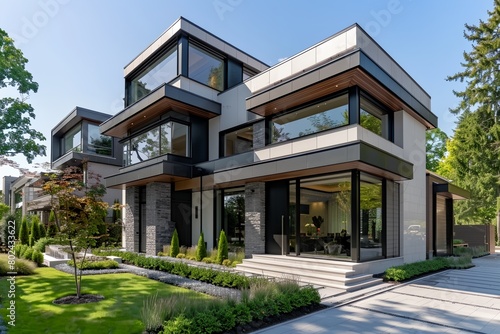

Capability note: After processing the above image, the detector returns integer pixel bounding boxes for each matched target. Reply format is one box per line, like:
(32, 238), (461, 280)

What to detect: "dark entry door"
(172, 190), (192, 247)
(266, 180), (289, 255)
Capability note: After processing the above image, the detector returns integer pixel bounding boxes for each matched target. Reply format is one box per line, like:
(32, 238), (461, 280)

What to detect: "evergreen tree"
(442, 1), (500, 223)
(216, 230), (228, 264)
(18, 217), (29, 245)
(170, 229), (179, 257)
(39, 223), (46, 238)
(30, 216), (41, 246)
(196, 232), (207, 261)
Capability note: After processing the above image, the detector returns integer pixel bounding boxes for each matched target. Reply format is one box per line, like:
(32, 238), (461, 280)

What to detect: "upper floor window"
(223, 125), (253, 157)
(270, 94), (349, 143)
(88, 124), (112, 156)
(128, 46), (177, 105)
(188, 43), (224, 91)
(123, 121), (189, 166)
(62, 124), (82, 154)
(360, 95), (389, 138)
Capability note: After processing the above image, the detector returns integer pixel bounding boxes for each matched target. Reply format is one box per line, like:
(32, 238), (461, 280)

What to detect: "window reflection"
(62, 124), (81, 154)
(359, 173), (383, 261)
(271, 94), (348, 143)
(88, 124), (112, 156)
(129, 46), (177, 105)
(360, 96), (385, 136)
(124, 121), (189, 166)
(224, 126), (253, 157)
(188, 44), (224, 91)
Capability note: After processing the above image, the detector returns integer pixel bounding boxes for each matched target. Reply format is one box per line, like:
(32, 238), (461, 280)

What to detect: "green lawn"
(0, 267), (211, 334)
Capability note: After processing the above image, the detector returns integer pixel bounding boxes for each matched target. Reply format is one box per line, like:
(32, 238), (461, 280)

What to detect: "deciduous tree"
(0, 28), (46, 163)
(42, 166), (108, 298)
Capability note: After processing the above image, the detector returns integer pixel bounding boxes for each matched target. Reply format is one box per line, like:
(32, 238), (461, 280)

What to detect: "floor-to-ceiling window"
(289, 172), (352, 260)
(284, 170), (399, 262)
(359, 173), (383, 261)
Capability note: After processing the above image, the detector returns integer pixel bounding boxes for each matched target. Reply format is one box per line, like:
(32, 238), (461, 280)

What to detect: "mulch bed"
(53, 294), (105, 305)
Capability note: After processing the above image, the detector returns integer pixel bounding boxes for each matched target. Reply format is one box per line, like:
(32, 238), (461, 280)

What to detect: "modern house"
(50, 107), (123, 223)
(92, 17), (469, 288)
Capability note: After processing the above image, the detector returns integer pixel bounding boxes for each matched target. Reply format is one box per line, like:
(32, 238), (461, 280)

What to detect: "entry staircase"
(235, 254), (383, 292)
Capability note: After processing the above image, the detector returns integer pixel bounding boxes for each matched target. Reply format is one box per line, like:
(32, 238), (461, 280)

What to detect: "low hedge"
(383, 256), (473, 282)
(160, 285), (320, 334)
(67, 259), (119, 270)
(95, 250), (250, 289)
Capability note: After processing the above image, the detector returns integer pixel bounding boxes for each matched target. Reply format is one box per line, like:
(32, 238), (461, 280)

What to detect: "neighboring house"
(2, 176), (17, 206)
(50, 107), (123, 223)
(92, 17), (467, 277)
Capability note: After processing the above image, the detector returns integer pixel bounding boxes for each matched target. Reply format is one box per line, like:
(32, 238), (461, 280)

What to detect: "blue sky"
(0, 0), (494, 181)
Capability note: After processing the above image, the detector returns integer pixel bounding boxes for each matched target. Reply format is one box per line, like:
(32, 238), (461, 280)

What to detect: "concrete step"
(245, 255), (356, 276)
(235, 254), (384, 292)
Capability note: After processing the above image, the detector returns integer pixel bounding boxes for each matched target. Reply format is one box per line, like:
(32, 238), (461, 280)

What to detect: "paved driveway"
(256, 254), (500, 333)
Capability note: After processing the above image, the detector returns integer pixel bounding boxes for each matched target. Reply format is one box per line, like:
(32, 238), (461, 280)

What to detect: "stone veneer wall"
(145, 182), (175, 256)
(245, 182), (266, 258)
(253, 121), (266, 149)
(124, 186), (140, 252)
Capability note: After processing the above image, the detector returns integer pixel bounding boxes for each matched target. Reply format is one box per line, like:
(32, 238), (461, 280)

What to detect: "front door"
(265, 180), (289, 255)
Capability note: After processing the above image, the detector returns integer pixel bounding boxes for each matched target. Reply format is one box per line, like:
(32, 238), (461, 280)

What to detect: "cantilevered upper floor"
(51, 107), (122, 170)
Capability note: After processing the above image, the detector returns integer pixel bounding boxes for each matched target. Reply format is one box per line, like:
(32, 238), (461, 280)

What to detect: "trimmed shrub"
(18, 244), (29, 258)
(39, 223), (47, 238)
(31, 249), (43, 266)
(216, 230), (228, 265)
(196, 232), (207, 261)
(33, 237), (55, 253)
(22, 247), (34, 261)
(170, 229), (179, 258)
(0, 254), (36, 275)
(19, 217), (29, 245)
(176, 253), (186, 259)
(67, 259), (119, 270)
(222, 259), (232, 267)
(30, 216), (41, 246)
(384, 257), (449, 282)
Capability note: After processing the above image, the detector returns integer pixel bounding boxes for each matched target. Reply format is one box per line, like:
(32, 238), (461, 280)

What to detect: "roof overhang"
(100, 83), (221, 138)
(176, 141), (413, 191)
(433, 183), (470, 200)
(246, 50), (437, 129)
(51, 151), (122, 170)
(52, 107), (112, 137)
(104, 159), (192, 189)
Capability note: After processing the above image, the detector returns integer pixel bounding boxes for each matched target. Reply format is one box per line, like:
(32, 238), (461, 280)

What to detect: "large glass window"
(62, 124), (82, 154)
(188, 44), (225, 91)
(223, 126), (253, 157)
(290, 173), (352, 259)
(88, 124), (112, 156)
(123, 121), (189, 166)
(360, 96), (386, 137)
(359, 173), (383, 262)
(160, 122), (189, 156)
(271, 94), (348, 143)
(129, 46), (177, 105)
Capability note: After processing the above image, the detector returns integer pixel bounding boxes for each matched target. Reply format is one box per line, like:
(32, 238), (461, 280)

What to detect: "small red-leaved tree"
(42, 166), (108, 298)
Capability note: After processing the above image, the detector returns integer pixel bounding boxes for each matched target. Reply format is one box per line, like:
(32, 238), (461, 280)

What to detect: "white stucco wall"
(400, 111), (427, 263)
(191, 190), (215, 250)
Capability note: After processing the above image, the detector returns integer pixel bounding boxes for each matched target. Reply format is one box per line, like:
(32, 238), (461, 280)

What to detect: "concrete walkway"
(256, 254), (500, 333)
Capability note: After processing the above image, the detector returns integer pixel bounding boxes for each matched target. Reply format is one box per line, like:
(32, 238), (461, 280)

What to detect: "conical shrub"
(170, 229), (179, 258)
(196, 232), (206, 261)
(216, 230), (228, 264)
